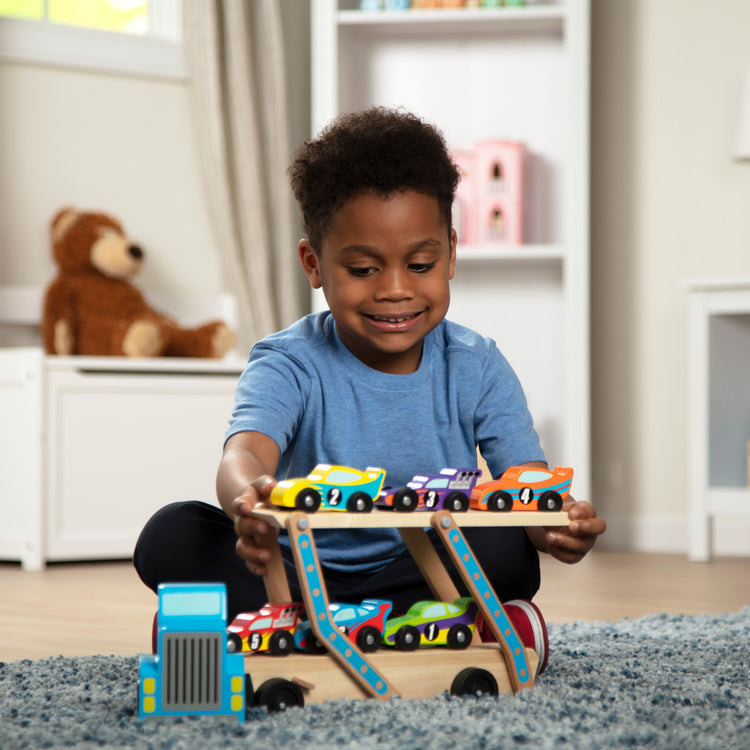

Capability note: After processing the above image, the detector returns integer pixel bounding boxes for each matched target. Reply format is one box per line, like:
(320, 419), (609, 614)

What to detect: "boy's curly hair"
(289, 107), (460, 252)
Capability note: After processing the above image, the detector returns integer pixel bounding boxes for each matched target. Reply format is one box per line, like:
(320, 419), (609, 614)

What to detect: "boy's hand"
(543, 500), (606, 564)
(232, 475), (277, 577)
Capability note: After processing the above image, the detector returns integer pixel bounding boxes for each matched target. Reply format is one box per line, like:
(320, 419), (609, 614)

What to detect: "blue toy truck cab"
(138, 583), (246, 722)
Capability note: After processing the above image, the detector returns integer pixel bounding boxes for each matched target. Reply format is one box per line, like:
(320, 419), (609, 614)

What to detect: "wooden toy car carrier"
(245, 507), (567, 709)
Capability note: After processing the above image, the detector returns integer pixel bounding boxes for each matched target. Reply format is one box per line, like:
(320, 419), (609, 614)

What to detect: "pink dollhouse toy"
(452, 139), (525, 247)
(475, 139), (525, 245)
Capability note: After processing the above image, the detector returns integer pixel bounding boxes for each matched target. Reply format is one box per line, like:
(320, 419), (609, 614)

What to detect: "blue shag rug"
(1, 608), (748, 749)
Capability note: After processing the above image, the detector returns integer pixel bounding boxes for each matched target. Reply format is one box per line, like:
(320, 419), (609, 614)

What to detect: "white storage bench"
(0, 287), (245, 570)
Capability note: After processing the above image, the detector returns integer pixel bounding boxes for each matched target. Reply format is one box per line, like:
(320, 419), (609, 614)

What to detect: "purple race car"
(376, 467), (482, 512)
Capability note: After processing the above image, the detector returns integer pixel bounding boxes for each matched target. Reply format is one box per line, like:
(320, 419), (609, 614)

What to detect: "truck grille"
(162, 633), (221, 711)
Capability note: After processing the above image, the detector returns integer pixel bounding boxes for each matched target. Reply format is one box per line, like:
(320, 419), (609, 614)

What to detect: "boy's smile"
(299, 190), (457, 375)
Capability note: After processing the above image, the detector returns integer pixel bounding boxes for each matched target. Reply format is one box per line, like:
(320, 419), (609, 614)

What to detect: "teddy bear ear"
(51, 207), (80, 243)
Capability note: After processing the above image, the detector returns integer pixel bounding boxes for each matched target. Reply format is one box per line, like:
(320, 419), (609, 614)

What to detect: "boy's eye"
(409, 262), (436, 273)
(348, 266), (377, 277)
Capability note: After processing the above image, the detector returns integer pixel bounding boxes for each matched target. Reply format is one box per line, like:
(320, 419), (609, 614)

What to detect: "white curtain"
(183, 0), (302, 349)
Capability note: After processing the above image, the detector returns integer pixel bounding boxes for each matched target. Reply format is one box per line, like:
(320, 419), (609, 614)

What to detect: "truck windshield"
(162, 591), (222, 617)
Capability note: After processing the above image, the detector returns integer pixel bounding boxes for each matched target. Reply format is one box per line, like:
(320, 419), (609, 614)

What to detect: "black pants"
(133, 501), (541, 620)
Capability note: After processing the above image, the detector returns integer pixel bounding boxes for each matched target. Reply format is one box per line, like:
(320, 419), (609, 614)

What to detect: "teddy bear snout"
(129, 245), (144, 260)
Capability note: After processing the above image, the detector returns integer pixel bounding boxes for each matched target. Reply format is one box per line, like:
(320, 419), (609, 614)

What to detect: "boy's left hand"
(544, 501), (606, 564)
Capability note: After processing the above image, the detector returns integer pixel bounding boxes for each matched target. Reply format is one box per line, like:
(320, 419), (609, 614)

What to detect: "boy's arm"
(517, 461), (607, 564)
(216, 430), (281, 576)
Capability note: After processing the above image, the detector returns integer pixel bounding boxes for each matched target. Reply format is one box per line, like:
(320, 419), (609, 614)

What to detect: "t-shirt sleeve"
(473, 344), (546, 477)
(224, 342), (308, 455)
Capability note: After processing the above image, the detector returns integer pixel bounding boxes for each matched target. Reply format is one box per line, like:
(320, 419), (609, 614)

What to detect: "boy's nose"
(374, 268), (413, 300)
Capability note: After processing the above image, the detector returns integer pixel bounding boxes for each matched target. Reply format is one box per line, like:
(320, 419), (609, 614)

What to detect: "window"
(0, 0), (185, 80)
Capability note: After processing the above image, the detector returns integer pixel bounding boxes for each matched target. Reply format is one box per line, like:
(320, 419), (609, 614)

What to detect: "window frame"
(0, 0), (185, 81)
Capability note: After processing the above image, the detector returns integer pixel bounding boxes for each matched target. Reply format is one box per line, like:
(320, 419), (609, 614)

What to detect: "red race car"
(470, 465), (573, 512)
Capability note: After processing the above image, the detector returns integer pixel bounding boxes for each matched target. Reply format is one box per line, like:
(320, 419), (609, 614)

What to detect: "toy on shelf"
(227, 602), (305, 655)
(270, 464), (386, 513)
(470, 465), (573, 512)
(376, 467), (482, 512)
(452, 140), (526, 247)
(382, 597), (479, 650)
(138, 583), (247, 722)
(295, 599), (393, 653)
(43, 207), (235, 358)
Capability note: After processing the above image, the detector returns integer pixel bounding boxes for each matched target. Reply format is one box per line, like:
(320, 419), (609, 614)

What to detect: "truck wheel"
(444, 491), (469, 512)
(450, 668), (499, 698)
(269, 629), (294, 655)
(393, 487), (419, 512)
(487, 490), (513, 512)
(253, 678), (304, 712)
(356, 625), (382, 653)
(446, 624), (472, 650)
(395, 625), (421, 651)
(347, 492), (373, 513)
(539, 490), (563, 511)
(295, 488), (321, 512)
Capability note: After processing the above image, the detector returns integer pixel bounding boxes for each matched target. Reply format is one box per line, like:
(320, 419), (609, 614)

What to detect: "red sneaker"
(477, 599), (549, 676)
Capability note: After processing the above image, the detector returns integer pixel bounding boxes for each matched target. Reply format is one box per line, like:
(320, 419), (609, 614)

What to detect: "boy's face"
(299, 190), (456, 375)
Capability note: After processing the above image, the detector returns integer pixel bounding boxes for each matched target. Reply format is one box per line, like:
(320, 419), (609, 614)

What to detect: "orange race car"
(470, 465), (573, 512)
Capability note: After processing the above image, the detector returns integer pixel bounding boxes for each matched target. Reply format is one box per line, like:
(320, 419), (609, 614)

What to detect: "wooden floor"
(1, 550), (748, 662)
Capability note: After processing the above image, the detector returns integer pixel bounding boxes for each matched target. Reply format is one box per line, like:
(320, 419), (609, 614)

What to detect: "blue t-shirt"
(226, 312), (544, 573)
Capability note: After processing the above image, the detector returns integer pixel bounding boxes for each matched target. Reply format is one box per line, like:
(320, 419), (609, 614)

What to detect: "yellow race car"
(270, 464), (386, 513)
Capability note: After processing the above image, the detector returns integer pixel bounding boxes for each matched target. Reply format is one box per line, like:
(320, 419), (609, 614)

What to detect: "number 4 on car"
(470, 466), (573, 512)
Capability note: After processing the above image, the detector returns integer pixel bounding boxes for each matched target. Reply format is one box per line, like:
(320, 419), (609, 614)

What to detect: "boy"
(134, 107), (605, 673)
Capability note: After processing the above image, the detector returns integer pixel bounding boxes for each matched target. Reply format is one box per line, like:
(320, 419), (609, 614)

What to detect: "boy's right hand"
(232, 475), (277, 577)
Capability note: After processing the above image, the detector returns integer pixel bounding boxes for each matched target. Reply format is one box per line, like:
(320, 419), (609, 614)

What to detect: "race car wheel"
(447, 624), (472, 650)
(253, 678), (304, 712)
(226, 632), (243, 653)
(269, 629), (294, 656)
(444, 491), (469, 512)
(539, 490), (563, 511)
(393, 487), (419, 512)
(450, 668), (499, 698)
(295, 488), (321, 512)
(356, 625), (382, 653)
(347, 492), (373, 513)
(487, 490), (513, 512)
(395, 625), (421, 651)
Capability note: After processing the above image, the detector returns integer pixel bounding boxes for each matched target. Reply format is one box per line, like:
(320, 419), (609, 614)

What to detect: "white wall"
(0, 62), (222, 300)
(591, 0), (750, 555)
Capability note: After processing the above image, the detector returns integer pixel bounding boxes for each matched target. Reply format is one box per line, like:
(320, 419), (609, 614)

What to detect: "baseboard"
(598, 513), (750, 557)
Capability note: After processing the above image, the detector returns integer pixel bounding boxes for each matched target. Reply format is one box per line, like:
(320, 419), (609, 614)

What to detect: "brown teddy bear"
(42, 207), (236, 358)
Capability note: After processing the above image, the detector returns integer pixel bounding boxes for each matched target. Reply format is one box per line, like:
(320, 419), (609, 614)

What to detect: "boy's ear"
(448, 228), (457, 280)
(298, 239), (322, 289)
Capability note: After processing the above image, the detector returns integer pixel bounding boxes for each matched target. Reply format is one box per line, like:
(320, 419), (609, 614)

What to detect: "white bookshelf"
(310, 0), (590, 500)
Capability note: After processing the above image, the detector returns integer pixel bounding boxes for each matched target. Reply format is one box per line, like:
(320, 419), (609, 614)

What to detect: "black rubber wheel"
(444, 491), (469, 512)
(487, 490), (513, 512)
(450, 668), (499, 698)
(253, 678), (304, 712)
(446, 623), (472, 650)
(539, 490), (563, 511)
(395, 624), (420, 651)
(269, 629), (294, 656)
(356, 625), (382, 653)
(347, 492), (373, 513)
(393, 487), (419, 512)
(226, 632), (243, 653)
(295, 487), (321, 512)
